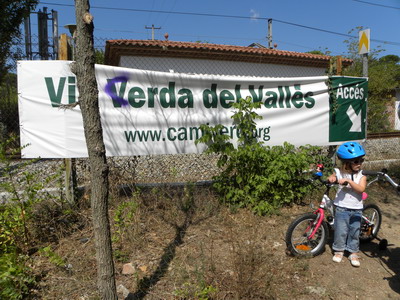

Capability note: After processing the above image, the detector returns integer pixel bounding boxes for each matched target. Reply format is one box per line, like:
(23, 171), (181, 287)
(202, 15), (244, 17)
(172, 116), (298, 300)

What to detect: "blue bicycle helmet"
(337, 142), (366, 160)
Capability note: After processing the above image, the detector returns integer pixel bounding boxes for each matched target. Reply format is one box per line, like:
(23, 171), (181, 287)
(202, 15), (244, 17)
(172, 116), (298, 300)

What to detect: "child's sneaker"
(332, 252), (344, 263)
(349, 253), (360, 267)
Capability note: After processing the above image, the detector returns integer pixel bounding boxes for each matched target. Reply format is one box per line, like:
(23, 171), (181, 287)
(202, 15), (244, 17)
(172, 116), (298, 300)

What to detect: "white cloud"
(250, 9), (260, 21)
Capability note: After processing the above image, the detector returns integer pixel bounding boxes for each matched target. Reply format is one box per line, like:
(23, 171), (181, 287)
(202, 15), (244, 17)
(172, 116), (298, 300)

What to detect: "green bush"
(196, 97), (331, 215)
(214, 142), (327, 215)
(0, 253), (35, 300)
(0, 138), (66, 297)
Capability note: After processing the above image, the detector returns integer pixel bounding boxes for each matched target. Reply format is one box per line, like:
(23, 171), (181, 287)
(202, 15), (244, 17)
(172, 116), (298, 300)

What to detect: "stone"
(122, 263), (136, 275)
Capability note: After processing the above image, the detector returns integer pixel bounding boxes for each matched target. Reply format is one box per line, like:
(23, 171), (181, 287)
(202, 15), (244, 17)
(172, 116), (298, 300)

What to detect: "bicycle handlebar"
(362, 170), (381, 176)
(362, 169), (399, 191)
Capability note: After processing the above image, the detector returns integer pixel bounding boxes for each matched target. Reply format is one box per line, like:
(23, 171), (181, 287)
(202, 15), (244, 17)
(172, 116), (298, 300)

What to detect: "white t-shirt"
(333, 168), (364, 210)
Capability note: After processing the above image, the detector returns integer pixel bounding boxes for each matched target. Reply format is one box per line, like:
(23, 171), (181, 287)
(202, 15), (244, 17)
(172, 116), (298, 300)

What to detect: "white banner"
(18, 61), (367, 158)
(395, 101), (400, 130)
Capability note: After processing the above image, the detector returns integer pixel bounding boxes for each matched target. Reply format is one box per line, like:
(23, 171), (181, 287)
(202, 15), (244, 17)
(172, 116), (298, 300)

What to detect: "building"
(104, 39), (352, 77)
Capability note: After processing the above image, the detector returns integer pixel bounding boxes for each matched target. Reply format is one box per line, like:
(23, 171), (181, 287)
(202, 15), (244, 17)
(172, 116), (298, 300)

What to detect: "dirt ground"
(32, 176), (400, 300)
(288, 182), (400, 300)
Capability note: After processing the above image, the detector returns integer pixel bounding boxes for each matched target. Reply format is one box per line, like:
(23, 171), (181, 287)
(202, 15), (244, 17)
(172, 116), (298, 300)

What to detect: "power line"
(40, 2), (261, 20)
(353, 0), (400, 10)
(275, 19), (400, 46)
(39, 1), (400, 46)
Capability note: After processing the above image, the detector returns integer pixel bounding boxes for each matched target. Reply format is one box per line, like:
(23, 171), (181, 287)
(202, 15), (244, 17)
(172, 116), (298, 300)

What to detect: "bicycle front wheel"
(360, 204), (382, 242)
(285, 212), (328, 257)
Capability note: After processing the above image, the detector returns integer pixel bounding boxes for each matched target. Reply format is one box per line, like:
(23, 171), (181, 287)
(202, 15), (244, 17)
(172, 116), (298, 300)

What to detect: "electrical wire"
(38, 1), (400, 47)
(352, 0), (400, 10)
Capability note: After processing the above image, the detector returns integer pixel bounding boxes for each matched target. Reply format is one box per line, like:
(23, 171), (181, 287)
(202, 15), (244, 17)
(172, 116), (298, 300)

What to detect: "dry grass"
(28, 183), (314, 299)
(28, 170), (400, 299)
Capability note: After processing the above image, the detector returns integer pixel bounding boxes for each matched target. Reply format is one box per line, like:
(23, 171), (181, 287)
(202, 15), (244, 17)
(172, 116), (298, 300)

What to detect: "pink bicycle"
(285, 169), (399, 257)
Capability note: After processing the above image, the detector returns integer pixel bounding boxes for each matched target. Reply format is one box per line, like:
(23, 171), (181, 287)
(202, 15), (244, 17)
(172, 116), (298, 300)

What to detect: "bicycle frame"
(307, 174), (386, 241)
(308, 182), (333, 240)
(309, 208), (324, 239)
(286, 169), (391, 256)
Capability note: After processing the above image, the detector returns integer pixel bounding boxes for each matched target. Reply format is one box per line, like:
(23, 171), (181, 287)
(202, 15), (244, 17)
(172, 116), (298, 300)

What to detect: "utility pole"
(38, 7), (49, 59)
(52, 10), (59, 60)
(25, 7), (58, 60)
(267, 19), (273, 49)
(24, 15), (32, 60)
(145, 24), (161, 41)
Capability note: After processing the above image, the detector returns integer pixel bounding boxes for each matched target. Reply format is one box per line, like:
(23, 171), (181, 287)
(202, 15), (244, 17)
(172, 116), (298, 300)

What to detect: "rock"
(122, 263), (136, 275)
(306, 286), (326, 296)
(273, 241), (282, 249)
(79, 238), (90, 243)
(117, 284), (130, 298)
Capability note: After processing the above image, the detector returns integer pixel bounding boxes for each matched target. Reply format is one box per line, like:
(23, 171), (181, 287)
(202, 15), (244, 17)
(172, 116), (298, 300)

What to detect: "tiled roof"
(104, 39), (352, 69)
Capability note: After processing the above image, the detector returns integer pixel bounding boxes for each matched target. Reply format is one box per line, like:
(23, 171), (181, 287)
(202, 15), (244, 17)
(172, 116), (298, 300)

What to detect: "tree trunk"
(73, 0), (117, 298)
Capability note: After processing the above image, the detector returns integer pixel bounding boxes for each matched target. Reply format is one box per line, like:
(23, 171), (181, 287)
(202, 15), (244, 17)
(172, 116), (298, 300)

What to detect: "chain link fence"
(1, 35), (399, 192)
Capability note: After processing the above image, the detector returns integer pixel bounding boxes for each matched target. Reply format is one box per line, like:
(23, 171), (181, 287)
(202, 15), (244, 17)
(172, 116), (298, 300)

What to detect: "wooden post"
(336, 55), (342, 76)
(59, 33), (77, 205)
(58, 33), (69, 60)
(64, 158), (78, 205)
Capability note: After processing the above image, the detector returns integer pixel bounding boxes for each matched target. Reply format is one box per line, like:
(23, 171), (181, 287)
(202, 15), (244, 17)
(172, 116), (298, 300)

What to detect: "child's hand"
(328, 175), (337, 183)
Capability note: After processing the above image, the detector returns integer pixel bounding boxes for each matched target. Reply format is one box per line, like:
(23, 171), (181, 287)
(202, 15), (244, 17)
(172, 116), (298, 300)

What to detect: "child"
(328, 142), (367, 267)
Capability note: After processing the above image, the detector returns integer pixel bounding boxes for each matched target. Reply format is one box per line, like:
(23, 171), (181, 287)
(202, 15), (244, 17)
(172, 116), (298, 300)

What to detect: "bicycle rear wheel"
(360, 203), (382, 242)
(285, 212), (328, 256)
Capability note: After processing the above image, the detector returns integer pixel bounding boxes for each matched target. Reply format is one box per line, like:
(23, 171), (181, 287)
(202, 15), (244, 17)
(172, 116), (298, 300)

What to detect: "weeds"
(174, 282), (217, 299)
(113, 196), (139, 244)
(2, 140), (397, 299)
(0, 253), (35, 300)
(39, 245), (66, 268)
(0, 138), (84, 299)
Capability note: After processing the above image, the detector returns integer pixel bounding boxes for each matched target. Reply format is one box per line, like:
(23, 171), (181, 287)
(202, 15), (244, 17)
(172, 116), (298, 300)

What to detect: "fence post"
(336, 56), (342, 76)
(59, 33), (78, 204)
(64, 158), (78, 205)
(58, 33), (71, 60)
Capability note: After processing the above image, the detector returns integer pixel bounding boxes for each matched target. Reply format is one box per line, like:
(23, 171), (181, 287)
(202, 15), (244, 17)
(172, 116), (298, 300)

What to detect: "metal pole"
(52, 10), (59, 59)
(362, 53), (368, 141)
(38, 7), (49, 59)
(362, 53), (368, 77)
(24, 16), (32, 60)
(267, 19), (273, 49)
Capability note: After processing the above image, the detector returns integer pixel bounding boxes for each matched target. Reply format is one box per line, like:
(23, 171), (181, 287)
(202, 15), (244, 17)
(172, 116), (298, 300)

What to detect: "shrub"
(0, 138), (68, 297)
(0, 253), (35, 300)
(196, 97), (331, 215)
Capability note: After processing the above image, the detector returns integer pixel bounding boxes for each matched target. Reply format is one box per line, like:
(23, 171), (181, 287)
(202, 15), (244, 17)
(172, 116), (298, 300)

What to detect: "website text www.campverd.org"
(124, 125), (271, 143)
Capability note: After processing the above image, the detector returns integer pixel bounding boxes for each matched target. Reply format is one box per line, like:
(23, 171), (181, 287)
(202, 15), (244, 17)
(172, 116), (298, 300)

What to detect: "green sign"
(329, 76), (368, 142)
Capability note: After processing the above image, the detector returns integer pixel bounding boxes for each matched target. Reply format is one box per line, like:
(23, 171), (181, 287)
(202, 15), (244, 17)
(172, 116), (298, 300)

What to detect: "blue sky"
(34, 0), (400, 58)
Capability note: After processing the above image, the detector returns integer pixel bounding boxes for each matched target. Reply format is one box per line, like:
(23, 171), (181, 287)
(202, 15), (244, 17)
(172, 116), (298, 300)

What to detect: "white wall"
(119, 56), (327, 77)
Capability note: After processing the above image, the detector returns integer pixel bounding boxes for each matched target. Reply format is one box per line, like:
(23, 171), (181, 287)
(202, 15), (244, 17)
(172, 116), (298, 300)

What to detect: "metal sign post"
(359, 29), (370, 77)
